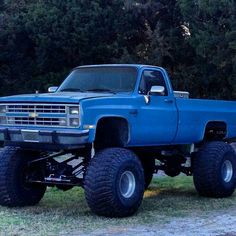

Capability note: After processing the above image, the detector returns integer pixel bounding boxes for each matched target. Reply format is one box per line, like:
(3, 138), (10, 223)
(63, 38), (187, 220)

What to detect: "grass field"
(0, 176), (236, 235)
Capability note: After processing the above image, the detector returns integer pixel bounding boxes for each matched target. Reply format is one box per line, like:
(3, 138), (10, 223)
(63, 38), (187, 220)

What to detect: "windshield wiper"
(86, 88), (116, 94)
(60, 88), (85, 92)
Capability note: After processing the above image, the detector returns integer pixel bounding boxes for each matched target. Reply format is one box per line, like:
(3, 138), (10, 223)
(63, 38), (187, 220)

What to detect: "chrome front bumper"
(0, 128), (89, 150)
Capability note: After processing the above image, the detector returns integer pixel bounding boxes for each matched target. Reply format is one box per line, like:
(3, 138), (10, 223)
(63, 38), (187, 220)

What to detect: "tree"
(0, 0), (236, 99)
(179, 0), (236, 99)
(0, 0), (148, 95)
(143, 0), (196, 95)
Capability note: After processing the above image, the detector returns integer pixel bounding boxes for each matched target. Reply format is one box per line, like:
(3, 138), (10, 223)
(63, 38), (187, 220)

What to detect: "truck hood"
(0, 92), (114, 104)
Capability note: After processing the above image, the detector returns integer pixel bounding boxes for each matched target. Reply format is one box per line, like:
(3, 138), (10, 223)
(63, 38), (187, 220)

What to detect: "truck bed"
(174, 98), (236, 144)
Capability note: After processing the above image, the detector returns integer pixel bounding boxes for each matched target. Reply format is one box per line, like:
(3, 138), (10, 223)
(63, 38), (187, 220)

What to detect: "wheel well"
(204, 121), (227, 141)
(94, 117), (129, 149)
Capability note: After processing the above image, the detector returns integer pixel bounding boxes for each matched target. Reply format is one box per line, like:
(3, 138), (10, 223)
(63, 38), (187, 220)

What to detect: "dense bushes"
(0, 0), (236, 99)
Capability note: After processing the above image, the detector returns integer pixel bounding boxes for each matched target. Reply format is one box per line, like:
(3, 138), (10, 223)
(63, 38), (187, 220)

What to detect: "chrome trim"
(119, 171), (136, 198)
(21, 130), (40, 143)
(0, 103), (80, 128)
(83, 125), (96, 129)
(174, 91), (190, 99)
(221, 160), (233, 183)
(6, 104), (66, 113)
(48, 86), (58, 93)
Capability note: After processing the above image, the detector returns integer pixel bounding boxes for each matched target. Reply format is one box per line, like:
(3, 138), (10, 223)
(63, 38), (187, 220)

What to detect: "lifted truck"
(0, 64), (236, 217)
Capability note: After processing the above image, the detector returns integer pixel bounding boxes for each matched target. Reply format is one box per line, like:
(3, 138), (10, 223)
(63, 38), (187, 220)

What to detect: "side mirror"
(48, 86), (58, 93)
(149, 86), (165, 96)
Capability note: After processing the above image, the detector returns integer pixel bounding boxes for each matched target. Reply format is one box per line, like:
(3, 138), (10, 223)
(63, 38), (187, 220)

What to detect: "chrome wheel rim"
(119, 171), (136, 198)
(221, 160), (233, 183)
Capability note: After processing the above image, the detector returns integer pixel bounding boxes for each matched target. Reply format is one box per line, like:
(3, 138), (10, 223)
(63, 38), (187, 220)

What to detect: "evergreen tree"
(179, 0), (236, 99)
(0, 0), (147, 94)
(0, 0), (236, 99)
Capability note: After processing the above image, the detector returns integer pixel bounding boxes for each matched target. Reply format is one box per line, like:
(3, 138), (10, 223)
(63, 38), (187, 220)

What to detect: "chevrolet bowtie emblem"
(29, 112), (39, 118)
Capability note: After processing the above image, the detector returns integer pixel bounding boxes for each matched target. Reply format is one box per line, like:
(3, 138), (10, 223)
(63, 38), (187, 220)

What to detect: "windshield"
(58, 67), (138, 93)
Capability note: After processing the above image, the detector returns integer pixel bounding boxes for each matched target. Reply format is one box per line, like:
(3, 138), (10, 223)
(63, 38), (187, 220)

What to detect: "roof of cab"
(74, 64), (163, 70)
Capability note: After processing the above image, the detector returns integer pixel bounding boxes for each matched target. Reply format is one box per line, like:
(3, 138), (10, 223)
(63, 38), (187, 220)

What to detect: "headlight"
(70, 118), (80, 127)
(0, 105), (6, 113)
(0, 117), (7, 125)
(68, 106), (80, 127)
(69, 107), (79, 115)
(58, 118), (67, 126)
(8, 117), (15, 124)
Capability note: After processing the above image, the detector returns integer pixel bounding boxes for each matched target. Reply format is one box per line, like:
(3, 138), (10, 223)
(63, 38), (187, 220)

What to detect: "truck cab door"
(131, 68), (178, 146)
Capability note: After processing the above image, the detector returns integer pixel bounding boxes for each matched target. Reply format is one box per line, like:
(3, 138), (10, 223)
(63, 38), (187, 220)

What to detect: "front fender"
(80, 97), (137, 143)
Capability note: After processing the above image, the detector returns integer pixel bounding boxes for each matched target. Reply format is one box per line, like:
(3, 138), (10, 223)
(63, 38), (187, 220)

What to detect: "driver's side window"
(139, 70), (168, 96)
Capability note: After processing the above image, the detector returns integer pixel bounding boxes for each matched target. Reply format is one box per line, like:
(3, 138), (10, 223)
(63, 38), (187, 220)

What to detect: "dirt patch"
(77, 209), (236, 236)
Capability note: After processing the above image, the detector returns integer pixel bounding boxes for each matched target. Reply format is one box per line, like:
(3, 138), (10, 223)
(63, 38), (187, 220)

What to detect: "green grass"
(0, 176), (236, 235)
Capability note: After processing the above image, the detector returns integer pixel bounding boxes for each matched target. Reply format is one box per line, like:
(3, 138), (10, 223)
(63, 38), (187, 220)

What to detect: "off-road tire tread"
(0, 146), (46, 207)
(193, 141), (236, 198)
(84, 148), (144, 217)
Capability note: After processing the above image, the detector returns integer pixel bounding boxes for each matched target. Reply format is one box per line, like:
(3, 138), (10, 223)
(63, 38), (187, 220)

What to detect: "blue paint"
(0, 64), (236, 148)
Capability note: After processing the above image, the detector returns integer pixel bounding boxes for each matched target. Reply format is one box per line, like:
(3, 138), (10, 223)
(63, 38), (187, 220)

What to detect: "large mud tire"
(84, 148), (145, 217)
(193, 142), (236, 198)
(0, 147), (46, 207)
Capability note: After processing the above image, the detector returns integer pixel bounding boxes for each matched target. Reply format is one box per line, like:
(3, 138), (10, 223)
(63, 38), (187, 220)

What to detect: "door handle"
(164, 98), (174, 104)
(129, 109), (138, 116)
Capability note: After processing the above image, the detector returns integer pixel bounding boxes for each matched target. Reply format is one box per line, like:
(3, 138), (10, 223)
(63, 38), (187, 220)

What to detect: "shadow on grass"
(31, 176), (236, 221)
(140, 176), (236, 218)
(1, 176), (236, 235)
(37, 176), (236, 217)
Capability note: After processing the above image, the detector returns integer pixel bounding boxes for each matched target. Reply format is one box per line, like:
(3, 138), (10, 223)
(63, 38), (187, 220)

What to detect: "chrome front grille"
(11, 117), (63, 126)
(0, 103), (80, 128)
(7, 105), (66, 113)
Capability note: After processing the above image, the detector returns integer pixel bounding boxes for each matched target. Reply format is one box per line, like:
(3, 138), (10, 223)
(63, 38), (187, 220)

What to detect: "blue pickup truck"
(0, 64), (236, 217)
